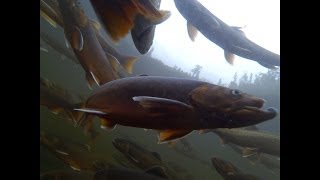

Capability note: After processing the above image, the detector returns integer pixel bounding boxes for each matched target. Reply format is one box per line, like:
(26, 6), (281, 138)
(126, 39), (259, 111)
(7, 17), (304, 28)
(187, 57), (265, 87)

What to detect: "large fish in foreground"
(57, 0), (119, 88)
(75, 76), (277, 143)
(131, 0), (170, 54)
(209, 128), (280, 157)
(211, 157), (262, 180)
(90, 0), (171, 42)
(174, 0), (280, 69)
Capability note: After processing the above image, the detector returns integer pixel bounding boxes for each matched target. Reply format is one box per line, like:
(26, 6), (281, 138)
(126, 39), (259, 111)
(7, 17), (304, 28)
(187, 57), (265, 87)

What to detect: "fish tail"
(119, 55), (138, 74)
(92, 0), (170, 42)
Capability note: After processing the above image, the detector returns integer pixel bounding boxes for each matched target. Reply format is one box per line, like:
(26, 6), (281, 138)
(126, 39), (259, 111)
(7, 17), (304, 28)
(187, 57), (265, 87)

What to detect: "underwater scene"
(40, 0), (280, 179)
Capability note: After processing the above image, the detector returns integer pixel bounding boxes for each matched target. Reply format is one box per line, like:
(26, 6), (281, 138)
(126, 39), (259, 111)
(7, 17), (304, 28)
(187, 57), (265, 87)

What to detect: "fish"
(40, 0), (63, 28)
(90, 0), (171, 42)
(92, 167), (168, 180)
(211, 128), (280, 157)
(131, 0), (171, 54)
(40, 131), (114, 172)
(40, 170), (93, 180)
(57, 0), (119, 88)
(169, 142), (211, 167)
(75, 76), (277, 143)
(174, 0), (280, 69)
(228, 143), (280, 174)
(112, 138), (179, 180)
(94, 32), (138, 74)
(40, 76), (100, 140)
(40, 28), (79, 64)
(112, 138), (165, 169)
(41, 0), (138, 75)
(211, 156), (262, 180)
(40, 76), (80, 122)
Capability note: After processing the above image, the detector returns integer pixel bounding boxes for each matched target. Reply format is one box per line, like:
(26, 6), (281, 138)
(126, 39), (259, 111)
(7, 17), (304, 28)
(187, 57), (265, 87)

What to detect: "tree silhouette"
(191, 65), (202, 79)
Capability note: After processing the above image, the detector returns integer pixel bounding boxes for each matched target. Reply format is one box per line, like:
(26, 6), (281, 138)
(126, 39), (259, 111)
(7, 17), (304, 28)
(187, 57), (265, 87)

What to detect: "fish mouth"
(225, 106), (278, 128)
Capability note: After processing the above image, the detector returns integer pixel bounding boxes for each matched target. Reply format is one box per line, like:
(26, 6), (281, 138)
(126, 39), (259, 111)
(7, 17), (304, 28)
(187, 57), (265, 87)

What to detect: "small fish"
(211, 156), (262, 180)
(228, 143), (280, 174)
(40, 170), (93, 180)
(90, 0), (171, 42)
(131, 0), (171, 54)
(112, 138), (179, 180)
(169, 142), (210, 167)
(40, 76), (100, 140)
(40, 28), (79, 64)
(40, 131), (113, 172)
(57, 0), (119, 88)
(210, 128), (280, 157)
(92, 167), (168, 180)
(74, 76), (277, 143)
(112, 138), (164, 169)
(174, 0), (280, 69)
(41, 0), (138, 75)
(40, 0), (63, 28)
(40, 76), (81, 123)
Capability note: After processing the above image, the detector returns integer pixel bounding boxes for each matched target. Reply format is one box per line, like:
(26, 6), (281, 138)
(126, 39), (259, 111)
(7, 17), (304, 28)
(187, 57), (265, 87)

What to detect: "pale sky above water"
(151, 0), (280, 84)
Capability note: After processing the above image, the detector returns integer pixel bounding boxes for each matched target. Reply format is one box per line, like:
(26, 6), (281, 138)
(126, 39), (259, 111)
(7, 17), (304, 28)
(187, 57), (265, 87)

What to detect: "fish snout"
(252, 98), (265, 108)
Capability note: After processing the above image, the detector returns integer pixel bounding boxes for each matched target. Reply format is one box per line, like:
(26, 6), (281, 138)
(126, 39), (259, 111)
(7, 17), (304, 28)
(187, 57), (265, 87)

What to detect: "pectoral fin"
(85, 72), (100, 89)
(100, 118), (116, 130)
(74, 108), (107, 115)
(40, 46), (48, 52)
(64, 34), (71, 49)
(40, 10), (57, 28)
(242, 147), (258, 157)
(90, 19), (101, 32)
(106, 53), (121, 73)
(187, 21), (198, 41)
(71, 26), (84, 51)
(158, 129), (192, 143)
(224, 50), (235, 65)
(132, 96), (193, 115)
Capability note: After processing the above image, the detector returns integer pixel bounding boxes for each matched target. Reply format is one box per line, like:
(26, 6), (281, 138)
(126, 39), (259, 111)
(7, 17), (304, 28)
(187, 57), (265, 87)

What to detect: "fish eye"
(76, 0), (81, 6)
(231, 90), (241, 96)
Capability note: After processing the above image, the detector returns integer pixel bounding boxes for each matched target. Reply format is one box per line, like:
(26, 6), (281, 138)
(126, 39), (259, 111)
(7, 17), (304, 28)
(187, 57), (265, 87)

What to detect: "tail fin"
(91, 0), (170, 42)
(118, 56), (138, 74)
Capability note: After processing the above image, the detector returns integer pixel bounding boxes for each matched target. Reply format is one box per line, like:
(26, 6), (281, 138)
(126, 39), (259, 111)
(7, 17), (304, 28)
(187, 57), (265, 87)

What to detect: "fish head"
(211, 157), (239, 177)
(59, 0), (88, 27)
(189, 84), (277, 128)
